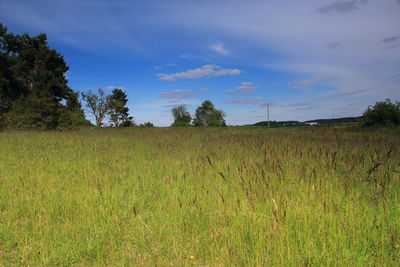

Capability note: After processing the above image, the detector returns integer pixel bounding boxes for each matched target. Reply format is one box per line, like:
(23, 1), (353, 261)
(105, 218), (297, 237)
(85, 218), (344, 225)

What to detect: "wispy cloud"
(382, 36), (399, 49)
(154, 63), (178, 70)
(199, 88), (211, 92)
(317, 0), (369, 13)
(159, 89), (195, 99)
(325, 75), (400, 98)
(225, 97), (267, 105)
(326, 42), (341, 50)
(288, 75), (330, 89)
(3, 0), (399, 125)
(161, 102), (190, 108)
(280, 102), (314, 108)
(278, 102), (319, 111)
(179, 53), (207, 61)
(156, 64), (241, 81)
(382, 36), (399, 43)
(226, 82), (257, 94)
(135, 99), (198, 109)
(209, 43), (230, 56)
(294, 105), (320, 111)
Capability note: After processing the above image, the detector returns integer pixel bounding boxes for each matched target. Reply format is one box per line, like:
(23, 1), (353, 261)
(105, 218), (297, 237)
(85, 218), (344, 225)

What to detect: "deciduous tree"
(81, 88), (108, 127)
(171, 104), (191, 126)
(363, 99), (400, 126)
(193, 100), (226, 127)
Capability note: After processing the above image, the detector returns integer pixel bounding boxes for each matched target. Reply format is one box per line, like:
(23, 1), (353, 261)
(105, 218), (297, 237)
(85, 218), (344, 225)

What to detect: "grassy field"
(0, 127), (399, 266)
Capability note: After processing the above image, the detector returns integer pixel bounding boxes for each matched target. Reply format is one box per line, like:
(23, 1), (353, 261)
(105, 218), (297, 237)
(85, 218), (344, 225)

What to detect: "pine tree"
(0, 23), (88, 129)
(107, 88), (133, 127)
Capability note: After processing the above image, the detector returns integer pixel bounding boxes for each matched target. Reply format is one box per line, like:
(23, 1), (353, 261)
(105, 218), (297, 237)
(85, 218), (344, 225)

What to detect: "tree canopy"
(192, 100), (226, 127)
(171, 104), (191, 126)
(81, 89), (108, 127)
(140, 122), (154, 127)
(363, 99), (400, 127)
(0, 24), (89, 129)
(108, 88), (133, 127)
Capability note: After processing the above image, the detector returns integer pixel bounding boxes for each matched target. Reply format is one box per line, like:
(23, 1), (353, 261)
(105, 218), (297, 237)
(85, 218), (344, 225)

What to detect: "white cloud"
(159, 89), (195, 99)
(326, 42), (341, 50)
(154, 63), (178, 70)
(199, 88), (211, 92)
(209, 42), (230, 56)
(224, 97), (267, 105)
(161, 102), (191, 108)
(382, 36), (399, 43)
(179, 53), (208, 61)
(288, 75), (330, 89)
(214, 68), (241, 76)
(158, 0), (400, 101)
(227, 82), (257, 94)
(4, 0), (399, 125)
(316, 0), (369, 13)
(156, 64), (241, 81)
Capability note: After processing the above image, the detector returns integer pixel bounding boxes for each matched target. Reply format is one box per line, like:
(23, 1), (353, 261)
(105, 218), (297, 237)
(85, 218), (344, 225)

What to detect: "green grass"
(0, 127), (399, 266)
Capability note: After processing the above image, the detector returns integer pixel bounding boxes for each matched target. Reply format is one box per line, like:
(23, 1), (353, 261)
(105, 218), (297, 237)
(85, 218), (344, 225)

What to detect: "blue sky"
(1, 0), (399, 126)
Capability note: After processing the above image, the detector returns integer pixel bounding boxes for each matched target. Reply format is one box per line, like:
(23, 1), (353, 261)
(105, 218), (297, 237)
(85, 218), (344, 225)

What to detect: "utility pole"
(261, 102), (271, 128)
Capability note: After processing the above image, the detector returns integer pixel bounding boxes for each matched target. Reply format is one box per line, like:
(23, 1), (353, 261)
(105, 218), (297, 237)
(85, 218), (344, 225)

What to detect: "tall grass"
(0, 127), (399, 265)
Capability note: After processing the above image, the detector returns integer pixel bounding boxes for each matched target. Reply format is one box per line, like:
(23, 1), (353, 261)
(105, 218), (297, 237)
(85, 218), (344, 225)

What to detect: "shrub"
(363, 99), (400, 127)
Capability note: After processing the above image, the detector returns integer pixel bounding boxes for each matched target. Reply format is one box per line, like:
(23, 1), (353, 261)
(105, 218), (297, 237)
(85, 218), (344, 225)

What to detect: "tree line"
(0, 24), (227, 129)
(171, 101), (226, 127)
(1, 24), (398, 129)
(82, 88), (226, 127)
(0, 24), (139, 129)
(81, 88), (134, 127)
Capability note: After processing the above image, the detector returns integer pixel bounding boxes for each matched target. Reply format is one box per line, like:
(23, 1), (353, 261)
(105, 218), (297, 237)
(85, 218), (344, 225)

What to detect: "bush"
(140, 122), (154, 127)
(363, 99), (400, 127)
(5, 95), (60, 130)
(5, 94), (91, 130)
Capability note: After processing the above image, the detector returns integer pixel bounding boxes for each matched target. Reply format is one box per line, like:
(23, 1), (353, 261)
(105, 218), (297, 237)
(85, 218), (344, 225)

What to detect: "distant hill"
(252, 121), (303, 127)
(305, 116), (363, 124)
(250, 116), (363, 127)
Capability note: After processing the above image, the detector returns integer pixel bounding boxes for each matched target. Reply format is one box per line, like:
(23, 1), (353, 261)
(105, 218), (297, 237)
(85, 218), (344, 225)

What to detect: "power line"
(347, 75), (400, 92)
(331, 75), (400, 97)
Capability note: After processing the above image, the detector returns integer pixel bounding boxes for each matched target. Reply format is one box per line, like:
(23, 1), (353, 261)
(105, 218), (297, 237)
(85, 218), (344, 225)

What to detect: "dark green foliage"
(5, 93), (89, 130)
(363, 99), (400, 127)
(64, 91), (91, 127)
(252, 117), (363, 128)
(171, 104), (191, 127)
(121, 118), (135, 127)
(140, 122), (154, 127)
(253, 121), (304, 127)
(0, 23), (88, 129)
(305, 117), (363, 124)
(193, 100), (226, 127)
(108, 88), (133, 127)
(5, 94), (60, 130)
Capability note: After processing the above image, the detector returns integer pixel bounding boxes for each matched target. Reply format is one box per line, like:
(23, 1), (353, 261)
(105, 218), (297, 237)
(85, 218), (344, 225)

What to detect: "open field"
(0, 128), (399, 266)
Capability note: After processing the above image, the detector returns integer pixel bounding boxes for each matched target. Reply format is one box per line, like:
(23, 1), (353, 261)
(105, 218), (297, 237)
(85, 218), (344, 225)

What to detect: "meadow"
(0, 127), (399, 266)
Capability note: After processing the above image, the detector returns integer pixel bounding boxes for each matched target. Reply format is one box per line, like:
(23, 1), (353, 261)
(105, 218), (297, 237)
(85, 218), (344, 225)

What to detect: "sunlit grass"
(0, 127), (399, 265)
